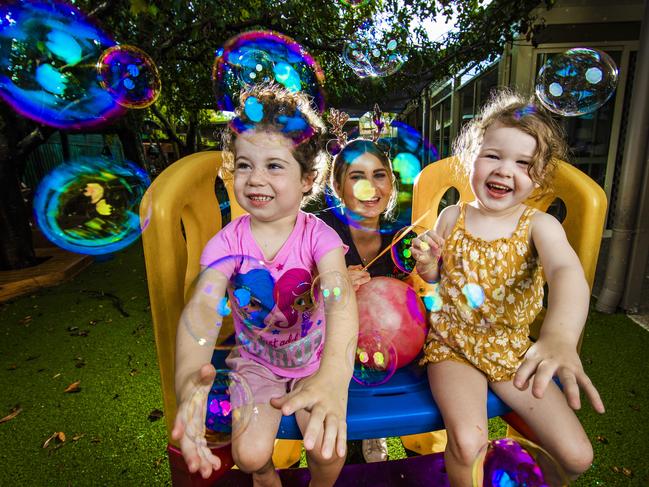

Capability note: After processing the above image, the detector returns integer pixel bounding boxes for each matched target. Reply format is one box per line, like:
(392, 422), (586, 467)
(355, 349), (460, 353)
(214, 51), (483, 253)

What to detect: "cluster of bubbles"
(0, 1), (160, 129)
(535, 47), (618, 117)
(391, 224), (427, 274)
(475, 437), (569, 486)
(212, 31), (325, 115)
(33, 156), (151, 255)
(342, 18), (407, 78)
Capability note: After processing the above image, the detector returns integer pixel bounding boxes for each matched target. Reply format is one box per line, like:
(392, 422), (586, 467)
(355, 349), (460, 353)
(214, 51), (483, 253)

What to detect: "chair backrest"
(412, 156), (608, 339)
(141, 151), (241, 439)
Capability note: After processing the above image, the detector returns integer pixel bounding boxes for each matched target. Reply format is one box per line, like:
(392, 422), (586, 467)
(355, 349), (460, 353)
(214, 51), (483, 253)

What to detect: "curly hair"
(453, 88), (569, 194)
(221, 83), (328, 201)
(327, 138), (398, 219)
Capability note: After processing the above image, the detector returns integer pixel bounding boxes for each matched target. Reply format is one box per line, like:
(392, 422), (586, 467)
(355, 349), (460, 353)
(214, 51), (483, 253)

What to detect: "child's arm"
(171, 267), (229, 478)
(514, 212), (605, 413)
(270, 247), (358, 459)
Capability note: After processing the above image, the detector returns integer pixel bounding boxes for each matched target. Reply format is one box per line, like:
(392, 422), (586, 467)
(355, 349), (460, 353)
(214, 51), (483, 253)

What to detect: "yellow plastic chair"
(402, 155), (607, 453)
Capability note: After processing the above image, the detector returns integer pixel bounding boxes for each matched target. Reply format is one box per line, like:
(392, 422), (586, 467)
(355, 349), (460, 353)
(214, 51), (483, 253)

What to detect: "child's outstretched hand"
(347, 264), (371, 291)
(172, 363), (222, 479)
(514, 337), (605, 414)
(270, 371), (348, 460)
(410, 230), (444, 276)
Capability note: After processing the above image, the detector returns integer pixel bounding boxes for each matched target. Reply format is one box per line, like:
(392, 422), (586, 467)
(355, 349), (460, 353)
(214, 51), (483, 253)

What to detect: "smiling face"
(233, 130), (314, 223)
(336, 152), (393, 220)
(470, 122), (540, 214)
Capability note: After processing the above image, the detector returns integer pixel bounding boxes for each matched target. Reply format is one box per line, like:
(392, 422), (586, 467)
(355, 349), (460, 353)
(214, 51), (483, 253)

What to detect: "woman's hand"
(172, 364), (222, 479)
(347, 264), (371, 291)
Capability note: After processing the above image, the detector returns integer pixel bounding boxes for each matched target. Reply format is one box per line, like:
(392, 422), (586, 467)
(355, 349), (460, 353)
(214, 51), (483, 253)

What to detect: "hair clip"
(372, 103), (385, 142)
(326, 108), (350, 155)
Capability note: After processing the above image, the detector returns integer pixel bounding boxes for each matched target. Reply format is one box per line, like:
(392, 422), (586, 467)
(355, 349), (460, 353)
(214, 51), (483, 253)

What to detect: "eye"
(485, 154), (499, 160)
(350, 175), (365, 181)
(516, 160), (530, 166)
(268, 162), (284, 170)
(374, 172), (387, 179)
(235, 161), (251, 170)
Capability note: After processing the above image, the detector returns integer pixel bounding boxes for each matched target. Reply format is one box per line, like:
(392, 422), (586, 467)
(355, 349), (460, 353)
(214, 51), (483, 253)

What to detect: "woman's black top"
(315, 207), (405, 279)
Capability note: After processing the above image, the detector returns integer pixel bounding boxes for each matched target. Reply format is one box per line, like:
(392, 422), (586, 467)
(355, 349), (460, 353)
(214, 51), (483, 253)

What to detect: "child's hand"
(347, 265), (371, 291)
(172, 364), (222, 479)
(270, 372), (348, 460)
(514, 337), (605, 414)
(410, 230), (444, 279)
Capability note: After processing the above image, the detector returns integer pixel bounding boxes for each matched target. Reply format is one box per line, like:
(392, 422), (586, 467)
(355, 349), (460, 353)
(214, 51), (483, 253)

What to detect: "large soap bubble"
(535, 48), (618, 117)
(33, 157), (150, 255)
(0, 1), (124, 129)
(96, 44), (161, 109)
(212, 31), (325, 113)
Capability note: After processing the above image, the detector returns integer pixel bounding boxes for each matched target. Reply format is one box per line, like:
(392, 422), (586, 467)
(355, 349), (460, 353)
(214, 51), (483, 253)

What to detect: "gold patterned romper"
(420, 203), (545, 382)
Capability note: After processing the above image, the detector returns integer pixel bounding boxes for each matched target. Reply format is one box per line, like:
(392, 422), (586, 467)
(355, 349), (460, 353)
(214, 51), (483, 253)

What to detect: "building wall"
(399, 0), (644, 230)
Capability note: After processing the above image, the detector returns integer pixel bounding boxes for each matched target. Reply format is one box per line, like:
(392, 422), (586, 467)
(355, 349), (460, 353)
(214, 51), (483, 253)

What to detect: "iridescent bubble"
(352, 179), (376, 201)
(96, 44), (161, 109)
(473, 437), (569, 487)
(311, 270), (350, 319)
(228, 259), (276, 332)
(212, 30), (325, 113)
(535, 48), (618, 116)
(391, 225), (428, 274)
(462, 283), (485, 309)
(0, 1), (124, 129)
(352, 330), (397, 386)
(341, 16), (408, 78)
(419, 283), (443, 312)
(33, 157), (150, 255)
(183, 369), (254, 449)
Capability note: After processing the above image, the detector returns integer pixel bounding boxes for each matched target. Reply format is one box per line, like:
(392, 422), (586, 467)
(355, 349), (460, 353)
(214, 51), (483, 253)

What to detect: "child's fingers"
(557, 370), (581, 410)
(171, 414), (186, 441)
(531, 361), (556, 399)
(576, 371), (605, 413)
(336, 419), (347, 458)
(302, 406), (326, 451)
(320, 414), (339, 460)
(513, 357), (539, 390)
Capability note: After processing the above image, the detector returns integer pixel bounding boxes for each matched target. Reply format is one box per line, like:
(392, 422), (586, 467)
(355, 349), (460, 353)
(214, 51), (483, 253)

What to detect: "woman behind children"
(410, 89), (605, 485)
(172, 84), (359, 487)
(317, 138), (400, 463)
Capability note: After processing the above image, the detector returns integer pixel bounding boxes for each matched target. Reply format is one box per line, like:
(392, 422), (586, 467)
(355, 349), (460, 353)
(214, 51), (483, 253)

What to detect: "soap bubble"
(0, 1), (124, 129)
(352, 330), (397, 386)
(33, 157), (150, 255)
(473, 437), (569, 486)
(96, 44), (161, 109)
(213, 30), (325, 113)
(341, 16), (407, 78)
(182, 369), (255, 449)
(311, 270), (351, 316)
(391, 225), (428, 274)
(535, 48), (618, 116)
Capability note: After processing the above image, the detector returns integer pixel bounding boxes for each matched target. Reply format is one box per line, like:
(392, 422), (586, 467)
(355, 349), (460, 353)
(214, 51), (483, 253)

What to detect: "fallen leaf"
(129, 368), (139, 376)
(72, 434), (85, 441)
(7, 364), (17, 371)
(57, 432), (66, 442)
(52, 373), (61, 379)
(66, 326), (79, 332)
(153, 457), (164, 468)
(596, 435), (609, 444)
(148, 409), (164, 422)
(42, 432), (58, 448)
(90, 437), (101, 444)
(622, 468), (633, 478)
(64, 381), (81, 393)
(0, 405), (22, 424)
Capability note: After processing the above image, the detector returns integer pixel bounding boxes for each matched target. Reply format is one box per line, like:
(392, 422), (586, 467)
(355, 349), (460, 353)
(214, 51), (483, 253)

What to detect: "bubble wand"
(361, 208), (432, 272)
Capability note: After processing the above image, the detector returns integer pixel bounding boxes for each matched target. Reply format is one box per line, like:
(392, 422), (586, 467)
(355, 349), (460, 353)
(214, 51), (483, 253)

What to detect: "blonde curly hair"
(453, 88), (569, 194)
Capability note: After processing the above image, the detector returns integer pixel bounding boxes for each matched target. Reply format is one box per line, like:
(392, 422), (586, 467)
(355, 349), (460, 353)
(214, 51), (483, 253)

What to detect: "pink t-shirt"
(200, 211), (347, 378)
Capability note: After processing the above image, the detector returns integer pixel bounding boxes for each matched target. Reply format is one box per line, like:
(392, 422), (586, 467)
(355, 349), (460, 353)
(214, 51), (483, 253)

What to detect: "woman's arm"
(514, 212), (604, 413)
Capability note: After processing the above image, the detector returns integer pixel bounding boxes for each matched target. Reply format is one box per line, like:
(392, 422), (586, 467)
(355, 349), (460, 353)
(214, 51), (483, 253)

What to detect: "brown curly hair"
(221, 83), (327, 201)
(453, 88), (569, 194)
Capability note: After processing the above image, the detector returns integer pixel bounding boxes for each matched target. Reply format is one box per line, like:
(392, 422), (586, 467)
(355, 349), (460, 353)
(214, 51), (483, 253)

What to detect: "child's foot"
(362, 438), (388, 463)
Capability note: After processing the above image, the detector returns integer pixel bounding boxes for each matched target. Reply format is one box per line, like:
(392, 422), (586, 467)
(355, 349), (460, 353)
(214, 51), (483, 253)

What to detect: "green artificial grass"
(1, 244), (648, 485)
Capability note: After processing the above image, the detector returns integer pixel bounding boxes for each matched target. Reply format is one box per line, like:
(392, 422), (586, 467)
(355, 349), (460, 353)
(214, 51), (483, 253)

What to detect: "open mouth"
(486, 182), (512, 196)
(359, 196), (381, 204)
(247, 194), (273, 201)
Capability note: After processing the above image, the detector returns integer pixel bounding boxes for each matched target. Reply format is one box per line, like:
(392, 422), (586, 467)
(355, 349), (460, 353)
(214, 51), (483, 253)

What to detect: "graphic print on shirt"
(230, 268), (276, 329)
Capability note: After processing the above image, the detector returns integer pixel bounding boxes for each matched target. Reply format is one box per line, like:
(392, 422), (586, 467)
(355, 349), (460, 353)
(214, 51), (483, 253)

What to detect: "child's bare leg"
(490, 379), (593, 481)
(231, 403), (283, 487)
(428, 360), (489, 487)
(295, 409), (345, 487)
